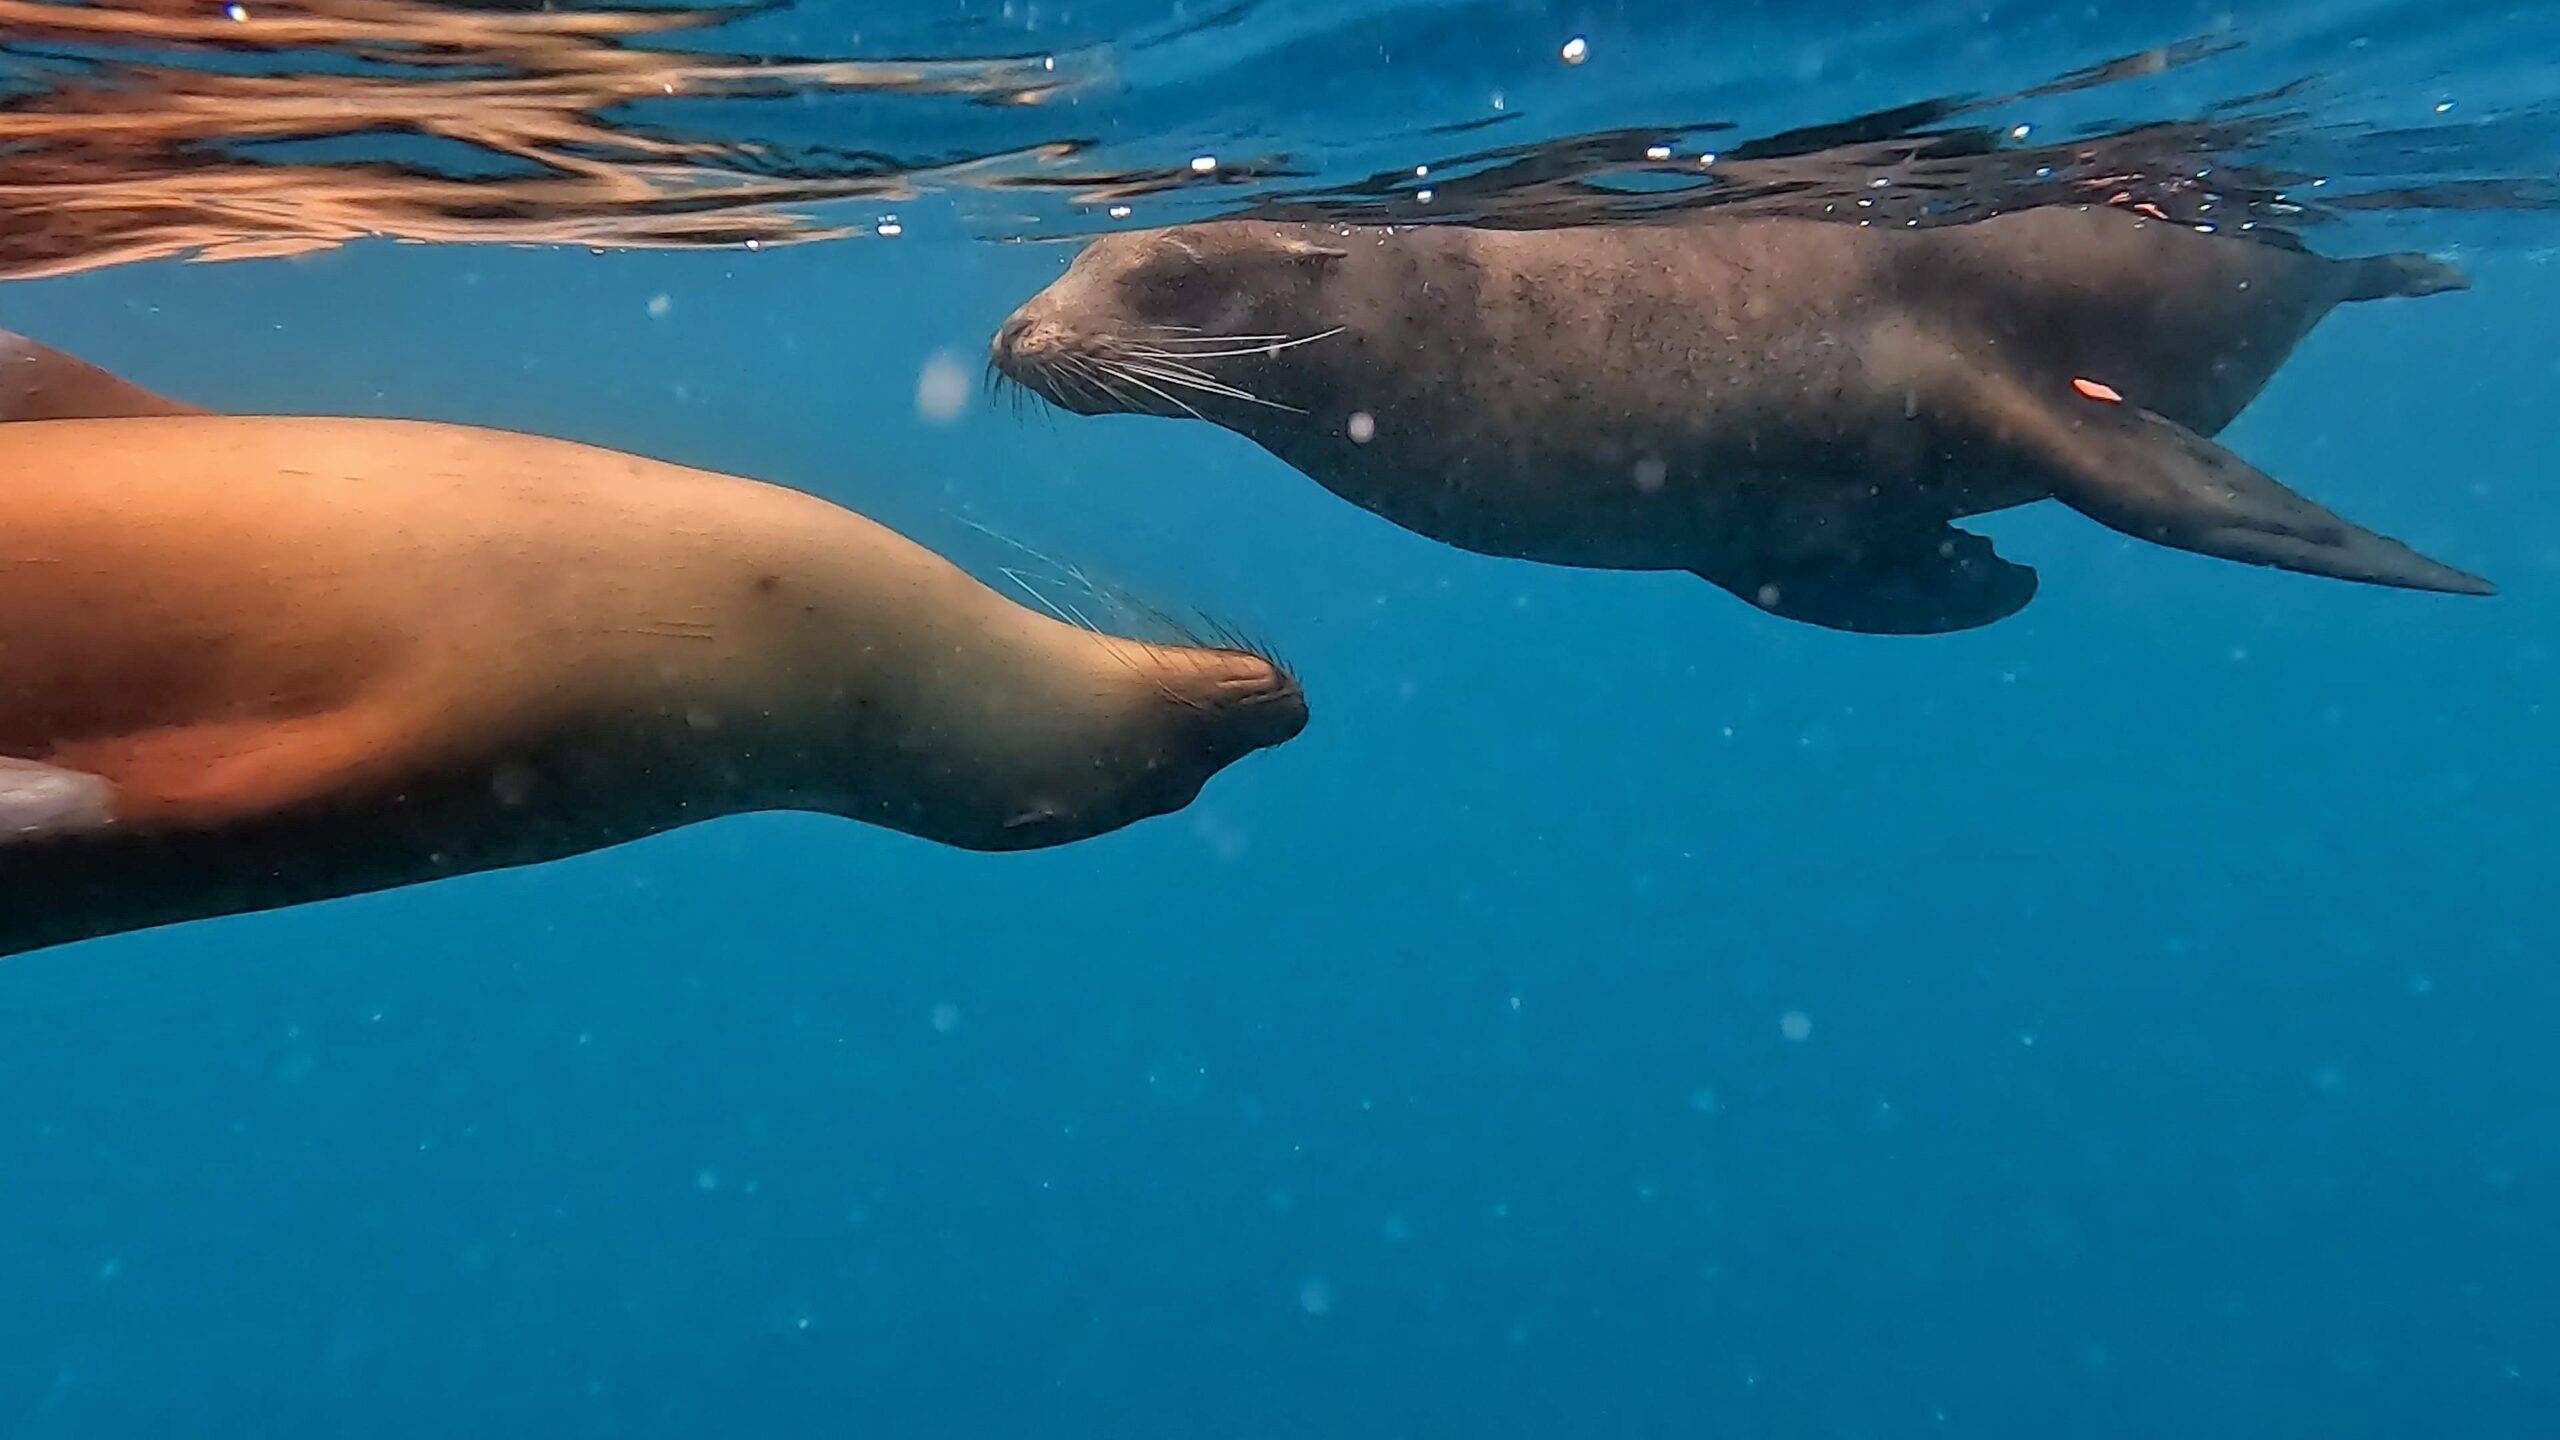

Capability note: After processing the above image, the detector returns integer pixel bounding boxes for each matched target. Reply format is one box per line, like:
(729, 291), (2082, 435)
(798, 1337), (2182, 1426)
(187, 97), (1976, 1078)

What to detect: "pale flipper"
(0, 758), (117, 843)
(1976, 378), (2493, 596)
(1697, 524), (2039, 635)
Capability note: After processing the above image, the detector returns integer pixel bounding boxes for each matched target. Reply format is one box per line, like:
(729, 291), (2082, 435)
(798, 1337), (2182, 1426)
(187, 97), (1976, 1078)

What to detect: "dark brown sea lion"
(0, 333), (1305, 959)
(993, 204), (2489, 634)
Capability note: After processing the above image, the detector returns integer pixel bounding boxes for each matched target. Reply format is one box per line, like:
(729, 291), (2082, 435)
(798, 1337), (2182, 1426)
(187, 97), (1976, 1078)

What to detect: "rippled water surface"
(4, 0), (2559, 274)
(1, 3), (2556, 1437)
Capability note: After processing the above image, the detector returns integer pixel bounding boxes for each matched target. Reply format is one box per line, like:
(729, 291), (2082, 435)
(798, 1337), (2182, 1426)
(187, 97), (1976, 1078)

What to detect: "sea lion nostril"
(991, 315), (1029, 359)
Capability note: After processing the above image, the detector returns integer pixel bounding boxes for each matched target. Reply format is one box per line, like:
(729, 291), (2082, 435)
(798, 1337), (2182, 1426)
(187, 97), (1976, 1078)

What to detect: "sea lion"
(992, 203), (2490, 634)
(0, 339), (1305, 959)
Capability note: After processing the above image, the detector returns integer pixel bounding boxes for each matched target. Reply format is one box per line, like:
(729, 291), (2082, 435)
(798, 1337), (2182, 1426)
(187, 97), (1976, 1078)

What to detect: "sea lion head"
(755, 566), (1309, 852)
(953, 632), (1310, 852)
(991, 222), (1355, 423)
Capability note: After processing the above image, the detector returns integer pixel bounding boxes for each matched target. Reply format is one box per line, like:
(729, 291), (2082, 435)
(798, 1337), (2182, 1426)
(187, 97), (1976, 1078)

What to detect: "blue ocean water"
(2, 2), (2556, 1435)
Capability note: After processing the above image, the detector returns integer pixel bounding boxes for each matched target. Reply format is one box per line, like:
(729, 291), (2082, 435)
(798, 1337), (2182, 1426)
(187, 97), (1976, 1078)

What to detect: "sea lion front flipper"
(0, 329), (202, 421)
(1988, 384), (2494, 596)
(0, 757), (117, 843)
(40, 702), (437, 832)
(1697, 525), (2039, 635)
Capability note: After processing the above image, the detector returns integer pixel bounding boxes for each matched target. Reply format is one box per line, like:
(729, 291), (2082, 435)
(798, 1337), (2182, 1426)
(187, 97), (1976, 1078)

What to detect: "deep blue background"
(2, 8), (2557, 1434)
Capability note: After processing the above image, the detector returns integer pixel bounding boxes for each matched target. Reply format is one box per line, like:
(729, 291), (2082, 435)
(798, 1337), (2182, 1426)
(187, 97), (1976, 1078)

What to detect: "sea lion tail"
(2339, 253), (2470, 303)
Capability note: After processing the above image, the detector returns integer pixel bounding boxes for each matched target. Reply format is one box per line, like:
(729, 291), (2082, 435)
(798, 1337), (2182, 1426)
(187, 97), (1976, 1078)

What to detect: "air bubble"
(916, 352), (972, 423)
(1560, 36), (1589, 65)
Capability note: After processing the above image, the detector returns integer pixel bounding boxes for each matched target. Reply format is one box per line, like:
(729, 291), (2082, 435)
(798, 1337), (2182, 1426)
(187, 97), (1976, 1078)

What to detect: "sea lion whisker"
(1119, 326), (1348, 361)
(1090, 359), (1209, 420)
(1040, 356), (1103, 407)
(1123, 333), (1294, 348)
(1105, 358), (1306, 413)
(1104, 356), (1258, 395)
(1061, 355), (1141, 410)
(995, 564), (1072, 617)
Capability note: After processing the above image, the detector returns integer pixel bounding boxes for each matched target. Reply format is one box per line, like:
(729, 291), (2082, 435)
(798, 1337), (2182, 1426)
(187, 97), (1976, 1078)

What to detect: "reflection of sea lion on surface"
(0, 333), (1305, 960)
(995, 203), (2490, 634)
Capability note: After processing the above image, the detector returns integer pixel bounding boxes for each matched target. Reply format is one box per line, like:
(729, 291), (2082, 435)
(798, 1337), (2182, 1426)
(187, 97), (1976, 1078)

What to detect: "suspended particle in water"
(695, 1169), (721, 1192)
(1779, 1010), (1813, 1042)
(2071, 377), (2124, 404)
(646, 293), (672, 320)
(929, 1002), (961, 1034)
(1380, 1213), (1411, 1243)
(1560, 36), (1589, 65)
(1298, 1277), (1335, 1315)
(1347, 411), (1377, 444)
(1632, 457), (1667, 493)
(916, 351), (973, 424)
(1690, 1087), (1719, 1113)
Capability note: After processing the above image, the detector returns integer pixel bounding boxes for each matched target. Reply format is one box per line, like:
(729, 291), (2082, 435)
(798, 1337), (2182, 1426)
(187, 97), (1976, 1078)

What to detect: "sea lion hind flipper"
(2014, 396), (2494, 596)
(1696, 525), (2038, 635)
(2339, 252), (2469, 302)
(0, 757), (117, 843)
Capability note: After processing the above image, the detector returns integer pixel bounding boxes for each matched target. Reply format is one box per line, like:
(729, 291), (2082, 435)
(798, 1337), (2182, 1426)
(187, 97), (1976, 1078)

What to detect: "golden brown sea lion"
(993, 203), (2490, 634)
(0, 336), (1305, 959)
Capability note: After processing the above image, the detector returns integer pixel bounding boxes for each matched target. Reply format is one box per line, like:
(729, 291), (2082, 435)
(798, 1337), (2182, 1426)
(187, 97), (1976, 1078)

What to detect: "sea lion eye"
(1126, 253), (1207, 308)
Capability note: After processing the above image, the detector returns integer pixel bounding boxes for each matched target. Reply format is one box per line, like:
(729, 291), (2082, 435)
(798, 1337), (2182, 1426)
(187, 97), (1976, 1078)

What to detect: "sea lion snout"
(989, 309), (1102, 413)
(949, 647), (1303, 853)
(1171, 650), (1309, 761)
